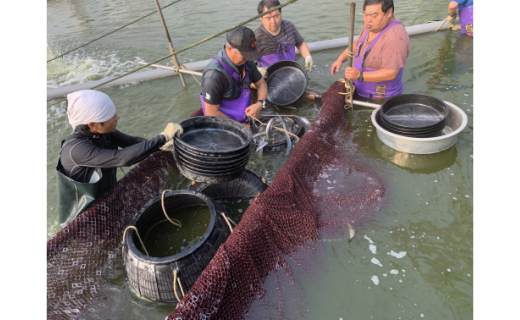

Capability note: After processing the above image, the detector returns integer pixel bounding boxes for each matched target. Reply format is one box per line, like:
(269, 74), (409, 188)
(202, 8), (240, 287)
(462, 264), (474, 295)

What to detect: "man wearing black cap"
(199, 26), (268, 128)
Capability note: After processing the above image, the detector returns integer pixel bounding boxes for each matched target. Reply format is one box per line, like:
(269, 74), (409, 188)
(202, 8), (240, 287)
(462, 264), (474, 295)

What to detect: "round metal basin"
(371, 101), (467, 154)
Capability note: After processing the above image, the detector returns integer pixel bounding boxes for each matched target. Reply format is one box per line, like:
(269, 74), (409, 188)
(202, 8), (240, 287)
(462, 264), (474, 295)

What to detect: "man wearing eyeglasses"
(330, 0), (410, 100)
(254, 0), (313, 77)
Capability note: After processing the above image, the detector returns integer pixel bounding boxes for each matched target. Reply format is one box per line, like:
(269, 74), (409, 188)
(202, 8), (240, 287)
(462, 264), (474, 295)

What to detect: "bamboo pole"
(345, 2), (356, 108)
(153, 0), (187, 88)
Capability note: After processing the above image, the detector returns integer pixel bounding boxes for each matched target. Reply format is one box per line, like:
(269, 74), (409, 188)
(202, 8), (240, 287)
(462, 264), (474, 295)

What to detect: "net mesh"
(47, 80), (385, 319)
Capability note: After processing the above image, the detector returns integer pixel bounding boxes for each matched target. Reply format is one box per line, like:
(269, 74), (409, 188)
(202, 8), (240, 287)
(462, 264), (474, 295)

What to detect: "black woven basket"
(123, 190), (237, 303)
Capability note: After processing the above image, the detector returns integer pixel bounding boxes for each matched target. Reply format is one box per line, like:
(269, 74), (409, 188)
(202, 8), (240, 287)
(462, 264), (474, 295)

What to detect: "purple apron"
(256, 24), (296, 68)
(459, 6), (473, 35)
(353, 20), (404, 99)
(200, 58), (251, 124)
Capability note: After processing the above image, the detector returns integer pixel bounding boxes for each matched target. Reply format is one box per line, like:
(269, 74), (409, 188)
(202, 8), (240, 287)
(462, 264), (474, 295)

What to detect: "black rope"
(47, 0), (184, 63)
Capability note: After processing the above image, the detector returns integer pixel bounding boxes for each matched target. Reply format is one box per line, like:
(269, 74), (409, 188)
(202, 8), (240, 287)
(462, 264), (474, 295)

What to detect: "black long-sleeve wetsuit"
(59, 128), (166, 183)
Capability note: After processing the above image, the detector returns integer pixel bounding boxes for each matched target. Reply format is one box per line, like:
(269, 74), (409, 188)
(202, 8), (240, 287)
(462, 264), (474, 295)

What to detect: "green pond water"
(47, 0), (473, 319)
(141, 205), (211, 258)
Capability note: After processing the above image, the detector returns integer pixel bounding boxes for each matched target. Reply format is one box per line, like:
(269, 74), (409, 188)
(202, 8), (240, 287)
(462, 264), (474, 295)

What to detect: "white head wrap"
(66, 90), (116, 129)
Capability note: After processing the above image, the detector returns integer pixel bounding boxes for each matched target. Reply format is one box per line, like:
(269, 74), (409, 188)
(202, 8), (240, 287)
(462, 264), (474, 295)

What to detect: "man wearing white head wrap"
(56, 90), (182, 228)
(66, 90), (117, 130)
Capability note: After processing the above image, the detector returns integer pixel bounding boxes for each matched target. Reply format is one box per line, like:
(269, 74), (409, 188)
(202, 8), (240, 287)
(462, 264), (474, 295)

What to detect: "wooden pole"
(345, 2), (356, 108)
(153, 0), (187, 88)
(347, 2), (356, 68)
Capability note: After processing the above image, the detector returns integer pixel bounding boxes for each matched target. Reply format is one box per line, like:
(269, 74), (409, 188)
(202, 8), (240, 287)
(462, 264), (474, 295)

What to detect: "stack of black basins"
(378, 94), (450, 138)
(174, 116), (252, 183)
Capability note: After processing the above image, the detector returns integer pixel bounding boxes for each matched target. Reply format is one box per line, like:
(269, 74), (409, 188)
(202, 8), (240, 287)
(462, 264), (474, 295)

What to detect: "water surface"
(47, 1), (472, 319)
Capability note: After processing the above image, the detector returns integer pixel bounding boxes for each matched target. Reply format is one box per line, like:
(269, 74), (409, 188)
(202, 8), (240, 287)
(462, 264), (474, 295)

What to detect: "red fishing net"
(47, 80), (385, 319)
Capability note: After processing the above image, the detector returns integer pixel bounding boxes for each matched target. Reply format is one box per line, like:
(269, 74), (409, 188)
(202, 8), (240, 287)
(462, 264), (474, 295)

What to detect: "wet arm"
(448, 1), (459, 17)
(336, 42), (359, 64)
(360, 69), (400, 82)
(297, 41), (311, 58)
(254, 77), (267, 101)
(204, 102), (230, 119)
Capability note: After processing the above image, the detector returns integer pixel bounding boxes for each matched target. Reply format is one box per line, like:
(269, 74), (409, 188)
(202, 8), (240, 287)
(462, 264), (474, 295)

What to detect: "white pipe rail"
(47, 20), (452, 100)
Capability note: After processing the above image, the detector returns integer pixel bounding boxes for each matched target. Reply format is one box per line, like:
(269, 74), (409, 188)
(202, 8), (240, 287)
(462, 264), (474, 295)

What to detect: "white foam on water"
(383, 273), (387, 277)
(453, 197), (457, 200)
(369, 244), (377, 254)
(390, 269), (399, 275)
(389, 250), (407, 258)
(371, 258), (383, 267)
(421, 314), (424, 318)
(371, 276), (379, 285)
(465, 195), (470, 198)
(447, 268), (451, 272)
(364, 235), (374, 244)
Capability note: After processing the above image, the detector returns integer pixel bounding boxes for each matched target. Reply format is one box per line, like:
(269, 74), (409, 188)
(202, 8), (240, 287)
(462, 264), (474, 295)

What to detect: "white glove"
(258, 67), (269, 78)
(305, 56), (313, 73)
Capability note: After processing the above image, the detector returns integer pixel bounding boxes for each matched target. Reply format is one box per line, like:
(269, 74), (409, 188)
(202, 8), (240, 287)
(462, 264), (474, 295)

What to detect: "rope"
(47, 0), (185, 63)
(434, 17), (449, 32)
(177, 63), (201, 85)
(248, 114), (300, 141)
(141, 177), (153, 187)
(338, 78), (355, 110)
(121, 226), (149, 258)
(47, 0), (300, 107)
(173, 269), (185, 301)
(221, 212), (237, 233)
(161, 189), (182, 227)
(338, 50), (355, 110)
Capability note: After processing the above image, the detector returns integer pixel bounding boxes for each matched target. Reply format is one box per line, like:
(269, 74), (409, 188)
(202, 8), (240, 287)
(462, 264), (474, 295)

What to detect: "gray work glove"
(160, 123), (183, 151)
(305, 55), (313, 73)
(159, 140), (174, 152)
(160, 123), (183, 141)
(445, 15), (460, 30)
(258, 67), (269, 78)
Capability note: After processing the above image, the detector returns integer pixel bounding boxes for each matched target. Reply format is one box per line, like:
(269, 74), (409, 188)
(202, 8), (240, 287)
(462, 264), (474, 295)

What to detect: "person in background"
(200, 26), (268, 128)
(56, 90), (181, 227)
(330, 0), (410, 100)
(446, 0), (473, 37)
(254, 0), (313, 78)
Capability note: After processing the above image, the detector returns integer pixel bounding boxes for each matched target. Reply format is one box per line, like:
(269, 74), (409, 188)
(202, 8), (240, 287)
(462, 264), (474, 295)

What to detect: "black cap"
(226, 26), (263, 61)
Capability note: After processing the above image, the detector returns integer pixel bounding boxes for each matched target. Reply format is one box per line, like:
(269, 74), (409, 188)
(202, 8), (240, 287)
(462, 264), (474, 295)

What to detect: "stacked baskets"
(377, 94), (450, 138)
(174, 116), (252, 183)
